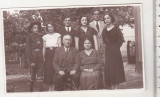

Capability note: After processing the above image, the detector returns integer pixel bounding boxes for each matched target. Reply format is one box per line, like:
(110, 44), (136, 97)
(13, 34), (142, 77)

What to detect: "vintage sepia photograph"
(2, 4), (144, 92)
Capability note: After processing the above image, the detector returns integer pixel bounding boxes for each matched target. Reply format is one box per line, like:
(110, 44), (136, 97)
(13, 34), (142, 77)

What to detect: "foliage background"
(3, 6), (134, 46)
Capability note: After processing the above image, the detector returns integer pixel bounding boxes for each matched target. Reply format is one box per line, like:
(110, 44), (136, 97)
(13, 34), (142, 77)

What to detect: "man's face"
(63, 35), (72, 48)
(93, 11), (100, 21)
(63, 17), (71, 27)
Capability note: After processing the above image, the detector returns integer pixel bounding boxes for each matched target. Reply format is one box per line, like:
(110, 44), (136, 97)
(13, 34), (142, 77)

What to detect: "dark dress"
(79, 50), (103, 90)
(76, 26), (97, 51)
(44, 48), (56, 84)
(102, 25), (126, 87)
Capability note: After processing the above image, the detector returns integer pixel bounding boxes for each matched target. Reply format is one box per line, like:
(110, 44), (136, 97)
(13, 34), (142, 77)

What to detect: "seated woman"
(79, 38), (103, 90)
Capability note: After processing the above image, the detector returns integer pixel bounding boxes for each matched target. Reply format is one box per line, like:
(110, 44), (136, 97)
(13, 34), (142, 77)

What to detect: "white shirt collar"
(94, 20), (100, 25)
(65, 26), (71, 32)
(64, 46), (70, 52)
(106, 25), (115, 31)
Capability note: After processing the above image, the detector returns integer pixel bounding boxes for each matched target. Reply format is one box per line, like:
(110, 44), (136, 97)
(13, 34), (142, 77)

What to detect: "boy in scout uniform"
(25, 22), (44, 92)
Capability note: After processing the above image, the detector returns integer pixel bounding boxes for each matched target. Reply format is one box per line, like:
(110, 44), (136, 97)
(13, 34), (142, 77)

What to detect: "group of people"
(25, 9), (126, 92)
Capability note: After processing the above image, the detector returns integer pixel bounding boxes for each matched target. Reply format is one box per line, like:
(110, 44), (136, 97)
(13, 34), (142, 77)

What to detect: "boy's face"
(32, 25), (39, 33)
(63, 17), (71, 27)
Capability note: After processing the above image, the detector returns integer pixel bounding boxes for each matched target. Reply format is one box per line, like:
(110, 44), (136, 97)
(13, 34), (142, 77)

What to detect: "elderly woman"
(102, 13), (126, 89)
(42, 22), (61, 91)
(79, 38), (103, 90)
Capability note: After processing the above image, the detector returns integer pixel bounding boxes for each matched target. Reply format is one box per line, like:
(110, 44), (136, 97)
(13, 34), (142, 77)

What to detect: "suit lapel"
(64, 27), (67, 33)
(66, 47), (72, 57)
(91, 21), (98, 32)
(70, 27), (73, 33)
(60, 47), (66, 57)
(99, 21), (105, 35)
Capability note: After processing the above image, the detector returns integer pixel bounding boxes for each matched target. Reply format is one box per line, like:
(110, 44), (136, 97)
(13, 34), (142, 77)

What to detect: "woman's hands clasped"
(84, 69), (93, 72)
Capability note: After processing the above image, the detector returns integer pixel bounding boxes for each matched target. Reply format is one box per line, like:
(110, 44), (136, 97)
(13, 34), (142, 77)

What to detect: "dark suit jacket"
(53, 47), (80, 74)
(58, 27), (77, 47)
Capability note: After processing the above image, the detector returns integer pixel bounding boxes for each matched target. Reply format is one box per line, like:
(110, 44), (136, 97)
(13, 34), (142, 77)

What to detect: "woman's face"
(47, 24), (54, 33)
(81, 17), (88, 26)
(32, 25), (39, 33)
(104, 15), (112, 25)
(84, 40), (92, 50)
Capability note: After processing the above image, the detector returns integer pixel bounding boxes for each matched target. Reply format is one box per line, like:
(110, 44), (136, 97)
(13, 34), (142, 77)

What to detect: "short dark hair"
(104, 12), (115, 23)
(92, 8), (101, 15)
(28, 21), (41, 33)
(79, 15), (89, 25)
(46, 22), (56, 32)
(62, 15), (71, 21)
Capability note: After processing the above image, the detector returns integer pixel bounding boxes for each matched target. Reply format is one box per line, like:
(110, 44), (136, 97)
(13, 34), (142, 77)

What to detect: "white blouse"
(42, 33), (61, 47)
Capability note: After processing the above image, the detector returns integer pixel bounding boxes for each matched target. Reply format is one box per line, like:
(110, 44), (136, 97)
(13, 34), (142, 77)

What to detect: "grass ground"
(6, 61), (143, 92)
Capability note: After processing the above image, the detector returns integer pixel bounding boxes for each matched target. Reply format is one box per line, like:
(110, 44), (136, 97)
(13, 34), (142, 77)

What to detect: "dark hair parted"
(28, 21), (41, 33)
(84, 38), (92, 45)
(104, 12), (115, 23)
(79, 15), (89, 25)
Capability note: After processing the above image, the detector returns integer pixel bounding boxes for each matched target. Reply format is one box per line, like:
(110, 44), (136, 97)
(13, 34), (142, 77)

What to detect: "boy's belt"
(33, 48), (41, 51)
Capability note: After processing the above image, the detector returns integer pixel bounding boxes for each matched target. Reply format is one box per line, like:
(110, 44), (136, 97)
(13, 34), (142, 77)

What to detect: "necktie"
(65, 48), (69, 56)
(96, 21), (99, 32)
(67, 27), (70, 32)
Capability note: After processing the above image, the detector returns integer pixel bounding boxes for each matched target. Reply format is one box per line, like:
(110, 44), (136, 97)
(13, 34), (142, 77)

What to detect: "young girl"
(42, 22), (61, 91)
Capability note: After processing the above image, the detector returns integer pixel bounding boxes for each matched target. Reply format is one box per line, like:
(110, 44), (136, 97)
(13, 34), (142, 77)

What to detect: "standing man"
(53, 34), (80, 90)
(59, 16), (78, 49)
(89, 9), (106, 58)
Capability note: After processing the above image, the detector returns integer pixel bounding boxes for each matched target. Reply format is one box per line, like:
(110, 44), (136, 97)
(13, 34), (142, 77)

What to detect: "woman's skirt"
(80, 70), (102, 90)
(44, 47), (57, 84)
(104, 44), (126, 87)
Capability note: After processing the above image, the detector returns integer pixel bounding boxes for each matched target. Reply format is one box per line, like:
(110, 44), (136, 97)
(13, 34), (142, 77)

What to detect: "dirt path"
(6, 74), (30, 80)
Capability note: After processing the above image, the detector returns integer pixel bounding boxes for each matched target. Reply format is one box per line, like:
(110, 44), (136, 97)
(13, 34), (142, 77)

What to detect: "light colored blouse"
(42, 33), (61, 47)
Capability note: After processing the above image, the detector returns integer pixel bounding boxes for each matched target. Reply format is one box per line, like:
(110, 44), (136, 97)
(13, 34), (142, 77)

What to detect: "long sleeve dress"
(102, 25), (126, 88)
(79, 49), (103, 90)
(76, 26), (97, 52)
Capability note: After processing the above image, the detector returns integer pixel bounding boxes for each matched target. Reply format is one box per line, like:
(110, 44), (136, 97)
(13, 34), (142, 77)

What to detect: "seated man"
(53, 34), (80, 90)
